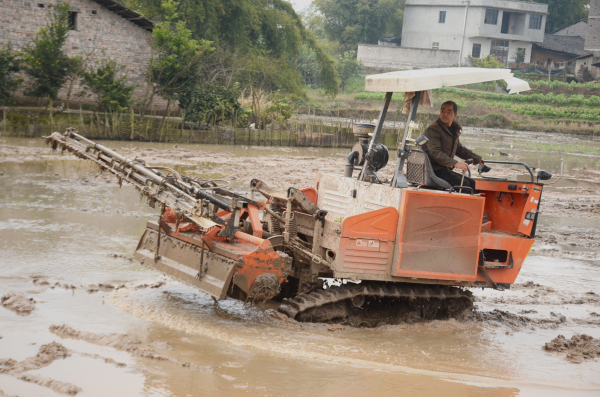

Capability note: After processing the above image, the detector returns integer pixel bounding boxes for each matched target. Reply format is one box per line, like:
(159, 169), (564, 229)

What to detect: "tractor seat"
(406, 149), (452, 189)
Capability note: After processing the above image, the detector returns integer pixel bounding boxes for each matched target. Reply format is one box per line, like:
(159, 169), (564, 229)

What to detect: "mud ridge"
(1, 292), (36, 315)
(76, 352), (127, 367)
(30, 274), (165, 293)
(0, 341), (82, 395)
(49, 324), (214, 373)
(15, 374), (82, 395)
(474, 309), (563, 330)
(544, 334), (600, 363)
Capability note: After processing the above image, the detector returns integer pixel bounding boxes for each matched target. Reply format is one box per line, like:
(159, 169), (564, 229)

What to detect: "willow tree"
(124, 0), (339, 97)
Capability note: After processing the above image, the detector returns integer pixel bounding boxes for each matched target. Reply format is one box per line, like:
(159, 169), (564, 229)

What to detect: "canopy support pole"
(359, 92), (392, 181)
(391, 91), (422, 189)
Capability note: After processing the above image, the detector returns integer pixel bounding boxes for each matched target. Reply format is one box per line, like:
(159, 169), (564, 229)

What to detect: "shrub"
(180, 83), (242, 125)
(81, 59), (135, 112)
(467, 54), (505, 69)
(0, 43), (23, 106)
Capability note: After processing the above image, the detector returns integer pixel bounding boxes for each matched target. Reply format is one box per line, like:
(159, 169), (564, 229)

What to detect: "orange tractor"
(47, 68), (552, 325)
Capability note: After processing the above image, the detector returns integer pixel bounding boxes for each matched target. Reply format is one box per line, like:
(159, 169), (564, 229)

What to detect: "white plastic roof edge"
(365, 68), (531, 95)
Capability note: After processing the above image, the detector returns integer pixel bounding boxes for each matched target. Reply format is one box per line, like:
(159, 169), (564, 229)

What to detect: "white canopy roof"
(365, 68), (530, 94)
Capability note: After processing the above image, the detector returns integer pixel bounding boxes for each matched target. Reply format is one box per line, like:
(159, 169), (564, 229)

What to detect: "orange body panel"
(300, 187), (318, 205)
(338, 207), (399, 275)
(475, 180), (542, 237)
(477, 232), (534, 284)
(393, 190), (485, 281)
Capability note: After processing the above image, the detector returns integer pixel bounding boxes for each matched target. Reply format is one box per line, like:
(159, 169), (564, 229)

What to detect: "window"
(37, 3), (44, 7)
(439, 11), (446, 23)
(432, 42), (440, 50)
(490, 39), (509, 65)
(472, 43), (481, 58)
(91, 10), (97, 14)
(68, 11), (77, 30)
(484, 9), (498, 25)
(529, 14), (542, 30)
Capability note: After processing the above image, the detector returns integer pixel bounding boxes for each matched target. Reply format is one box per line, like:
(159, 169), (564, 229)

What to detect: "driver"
(423, 101), (484, 190)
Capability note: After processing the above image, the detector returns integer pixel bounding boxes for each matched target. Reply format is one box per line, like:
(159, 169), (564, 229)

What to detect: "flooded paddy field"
(1, 128), (600, 396)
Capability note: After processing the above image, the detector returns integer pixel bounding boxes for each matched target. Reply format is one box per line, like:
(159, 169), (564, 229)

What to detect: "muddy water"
(1, 135), (600, 396)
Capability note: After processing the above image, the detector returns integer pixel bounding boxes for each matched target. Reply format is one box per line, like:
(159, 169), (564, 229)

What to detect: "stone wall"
(0, 0), (167, 109)
(358, 44), (460, 70)
(585, 0), (600, 51)
(553, 21), (587, 38)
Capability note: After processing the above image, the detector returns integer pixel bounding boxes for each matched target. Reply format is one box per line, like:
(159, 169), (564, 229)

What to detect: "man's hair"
(441, 100), (458, 113)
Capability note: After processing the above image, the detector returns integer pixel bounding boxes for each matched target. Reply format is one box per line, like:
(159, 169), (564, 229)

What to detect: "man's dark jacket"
(423, 119), (482, 171)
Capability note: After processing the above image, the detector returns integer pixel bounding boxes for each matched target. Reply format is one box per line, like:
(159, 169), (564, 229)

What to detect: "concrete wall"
(357, 44), (460, 69)
(401, 5), (483, 51)
(554, 21), (587, 38)
(0, 0), (166, 108)
(575, 56), (600, 79)
(507, 41), (533, 64)
(402, 0), (546, 65)
(405, 0), (548, 13)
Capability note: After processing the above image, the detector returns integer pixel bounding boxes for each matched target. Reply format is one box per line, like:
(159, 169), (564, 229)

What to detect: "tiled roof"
(90, 0), (154, 31)
(533, 34), (590, 57)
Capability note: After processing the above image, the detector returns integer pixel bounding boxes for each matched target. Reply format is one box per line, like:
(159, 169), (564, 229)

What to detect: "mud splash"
(544, 334), (600, 363)
(1, 292), (36, 315)
(0, 341), (82, 395)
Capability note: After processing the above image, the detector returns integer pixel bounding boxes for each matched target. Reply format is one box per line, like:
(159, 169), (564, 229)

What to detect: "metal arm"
(391, 91), (422, 188)
(359, 92), (393, 181)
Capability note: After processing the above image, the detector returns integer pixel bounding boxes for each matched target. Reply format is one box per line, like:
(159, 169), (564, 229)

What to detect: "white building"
(401, 0), (548, 66)
(358, 0), (548, 69)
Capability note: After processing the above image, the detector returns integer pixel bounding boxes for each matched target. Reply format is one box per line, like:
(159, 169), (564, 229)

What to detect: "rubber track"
(278, 283), (473, 319)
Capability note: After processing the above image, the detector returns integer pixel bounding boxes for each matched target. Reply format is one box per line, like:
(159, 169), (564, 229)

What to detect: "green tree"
(336, 51), (363, 91)
(314, 0), (405, 51)
(81, 59), (135, 112)
(295, 46), (321, 88)
(0, 44), (23, 106)
(512, 48), (526, 66)
(526, 0), (589, 33)
(300, 5), (326, 39)
(21, 0), (75, 100)
(146, 0), (214, 108)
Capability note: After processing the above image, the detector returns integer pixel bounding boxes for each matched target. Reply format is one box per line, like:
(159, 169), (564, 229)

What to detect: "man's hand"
(454, 162), (469, 173)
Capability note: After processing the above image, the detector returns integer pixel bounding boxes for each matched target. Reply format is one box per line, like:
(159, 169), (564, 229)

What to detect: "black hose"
(347, 150), (359, 166)
(193, 188), (233, 212)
